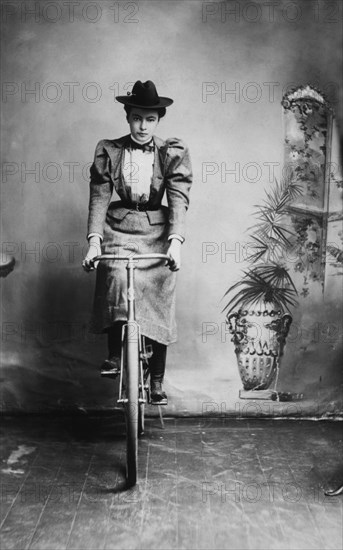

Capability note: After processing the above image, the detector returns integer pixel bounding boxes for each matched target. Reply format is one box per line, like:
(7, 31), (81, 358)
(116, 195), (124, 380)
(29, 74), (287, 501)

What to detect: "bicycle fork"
(117, 258), (148, 407)
(117, 322), (147, 406)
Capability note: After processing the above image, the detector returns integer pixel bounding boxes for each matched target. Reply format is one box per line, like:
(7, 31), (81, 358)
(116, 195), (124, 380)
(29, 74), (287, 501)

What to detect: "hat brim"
(116, 96), (173, 108)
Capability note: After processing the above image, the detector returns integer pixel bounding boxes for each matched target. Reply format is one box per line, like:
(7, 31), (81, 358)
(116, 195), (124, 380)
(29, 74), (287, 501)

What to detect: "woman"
(82, 80), (192, 404)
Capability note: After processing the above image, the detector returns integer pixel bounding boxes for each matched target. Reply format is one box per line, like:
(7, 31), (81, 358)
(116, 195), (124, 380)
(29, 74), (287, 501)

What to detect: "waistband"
(112, 200), (159, 212)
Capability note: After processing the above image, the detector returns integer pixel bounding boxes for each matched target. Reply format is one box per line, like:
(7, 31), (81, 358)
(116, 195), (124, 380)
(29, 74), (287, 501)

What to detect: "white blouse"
(122, 146), (154, 204)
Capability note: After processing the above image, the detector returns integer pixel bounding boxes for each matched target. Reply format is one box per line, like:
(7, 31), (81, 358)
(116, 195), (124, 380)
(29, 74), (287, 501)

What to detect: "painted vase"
(226, 305), (292, 391)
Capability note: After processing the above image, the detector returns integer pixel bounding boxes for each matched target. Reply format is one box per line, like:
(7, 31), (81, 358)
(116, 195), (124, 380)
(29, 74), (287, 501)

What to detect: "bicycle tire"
(124, 321), (140, 487)
(138, 365), (150, 436)
(138, 401), (145, 436)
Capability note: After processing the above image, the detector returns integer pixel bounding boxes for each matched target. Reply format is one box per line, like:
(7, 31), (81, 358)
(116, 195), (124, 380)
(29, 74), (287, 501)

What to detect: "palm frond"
(287, 181), (303, 200)
(251, 221), (295, 248)
(245, 237), (269, 263)
(222, 177), (303, 315)
(222, 264), (298, 314)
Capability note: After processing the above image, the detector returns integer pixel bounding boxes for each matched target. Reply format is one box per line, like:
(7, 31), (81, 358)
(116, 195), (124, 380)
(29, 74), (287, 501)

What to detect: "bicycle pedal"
(100, 369), (120, 378)
(150, 397), (168, 406)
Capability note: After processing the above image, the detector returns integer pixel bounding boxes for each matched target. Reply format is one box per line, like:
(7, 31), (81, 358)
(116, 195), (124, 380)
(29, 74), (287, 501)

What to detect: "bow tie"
(128, 138), (155, 153)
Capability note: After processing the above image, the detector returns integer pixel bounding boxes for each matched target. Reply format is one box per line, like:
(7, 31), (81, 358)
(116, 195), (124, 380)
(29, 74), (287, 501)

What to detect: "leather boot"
(148, 340), (168, 405)
(101, 322), (124, 376)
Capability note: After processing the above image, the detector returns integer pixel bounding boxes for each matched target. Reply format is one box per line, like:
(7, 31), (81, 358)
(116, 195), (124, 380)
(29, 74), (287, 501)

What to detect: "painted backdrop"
(1, 0), (342, 416)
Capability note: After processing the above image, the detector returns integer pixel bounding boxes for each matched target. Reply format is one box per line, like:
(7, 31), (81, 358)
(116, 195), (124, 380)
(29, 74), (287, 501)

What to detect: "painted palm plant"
(224, 178), (303, 395)
(224, 263), (298, 315)
(223, 178), (302, 315)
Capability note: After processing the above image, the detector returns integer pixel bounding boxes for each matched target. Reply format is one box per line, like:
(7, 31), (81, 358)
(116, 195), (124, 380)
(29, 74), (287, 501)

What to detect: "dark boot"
(101, 322), (124, 376)
(147, 340), (168, 405)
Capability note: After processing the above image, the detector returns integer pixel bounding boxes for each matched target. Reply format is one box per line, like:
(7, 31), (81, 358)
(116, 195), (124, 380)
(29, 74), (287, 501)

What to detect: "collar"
(128, 135), (154, 153)
(130, 134), (153, 146)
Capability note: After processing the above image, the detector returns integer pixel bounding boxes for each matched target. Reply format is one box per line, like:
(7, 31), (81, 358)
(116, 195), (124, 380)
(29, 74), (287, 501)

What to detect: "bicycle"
(91, 252), (170, 487)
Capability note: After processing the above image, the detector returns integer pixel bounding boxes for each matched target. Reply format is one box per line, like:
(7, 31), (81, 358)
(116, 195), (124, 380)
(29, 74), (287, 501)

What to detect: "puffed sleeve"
(87, 140), (113, 239)
(165, 138), (193, 240)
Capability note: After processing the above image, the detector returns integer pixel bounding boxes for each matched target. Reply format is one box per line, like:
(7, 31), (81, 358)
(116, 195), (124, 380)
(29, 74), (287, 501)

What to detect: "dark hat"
(116, 80), (173, 109)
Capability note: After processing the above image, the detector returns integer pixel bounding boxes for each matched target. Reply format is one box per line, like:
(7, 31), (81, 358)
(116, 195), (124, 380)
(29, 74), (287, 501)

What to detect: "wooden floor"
(0, 415), (342, 550)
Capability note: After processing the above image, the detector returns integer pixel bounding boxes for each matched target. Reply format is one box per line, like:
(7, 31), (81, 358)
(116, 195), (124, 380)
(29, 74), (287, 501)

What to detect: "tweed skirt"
(90, 203), (177, 345)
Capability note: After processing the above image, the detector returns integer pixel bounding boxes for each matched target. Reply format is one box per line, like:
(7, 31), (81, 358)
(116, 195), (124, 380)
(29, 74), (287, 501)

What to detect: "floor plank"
(0, 416), (342, 550)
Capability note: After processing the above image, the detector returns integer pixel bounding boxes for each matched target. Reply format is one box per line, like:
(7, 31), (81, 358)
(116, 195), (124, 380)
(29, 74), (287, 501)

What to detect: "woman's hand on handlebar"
(166, 239), (181, 271)
(82, 237), (101, 272)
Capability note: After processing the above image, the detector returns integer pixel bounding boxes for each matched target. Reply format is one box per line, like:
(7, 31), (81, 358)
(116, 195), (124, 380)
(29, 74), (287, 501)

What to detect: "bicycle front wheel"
(138, 365), (149, 436)
(124, 322), (140, 487)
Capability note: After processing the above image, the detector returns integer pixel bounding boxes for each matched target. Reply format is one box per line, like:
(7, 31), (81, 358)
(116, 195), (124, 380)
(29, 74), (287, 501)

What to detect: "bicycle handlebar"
(90, 253), (170, 267)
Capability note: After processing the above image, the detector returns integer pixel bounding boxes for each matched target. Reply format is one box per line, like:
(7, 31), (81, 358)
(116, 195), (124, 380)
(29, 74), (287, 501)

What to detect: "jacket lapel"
(109, 135), (129, 199)
(111, 135), (129, 180)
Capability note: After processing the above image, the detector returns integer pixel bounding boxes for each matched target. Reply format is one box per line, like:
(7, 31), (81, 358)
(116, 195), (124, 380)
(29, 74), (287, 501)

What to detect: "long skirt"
(89, 203), (177, 345)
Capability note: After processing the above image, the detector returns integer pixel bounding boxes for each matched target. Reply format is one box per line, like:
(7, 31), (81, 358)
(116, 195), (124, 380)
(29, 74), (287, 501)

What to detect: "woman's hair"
(124, 105), (166, 120)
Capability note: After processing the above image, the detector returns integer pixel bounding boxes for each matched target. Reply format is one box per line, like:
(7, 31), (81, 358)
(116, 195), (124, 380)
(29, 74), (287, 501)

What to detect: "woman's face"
(128, 108), (159, 143)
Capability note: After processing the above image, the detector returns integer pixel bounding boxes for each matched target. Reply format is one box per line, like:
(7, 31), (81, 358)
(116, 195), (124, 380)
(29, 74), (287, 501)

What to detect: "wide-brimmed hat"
(116, 80), (173, 109)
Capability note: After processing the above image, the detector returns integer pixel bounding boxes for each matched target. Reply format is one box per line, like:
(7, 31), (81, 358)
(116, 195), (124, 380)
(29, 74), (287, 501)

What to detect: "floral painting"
(282, 85), (334, 294)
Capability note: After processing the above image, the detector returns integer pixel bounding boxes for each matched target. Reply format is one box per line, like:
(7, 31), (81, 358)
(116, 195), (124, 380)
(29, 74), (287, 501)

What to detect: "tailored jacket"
(87, 134), (193, 241)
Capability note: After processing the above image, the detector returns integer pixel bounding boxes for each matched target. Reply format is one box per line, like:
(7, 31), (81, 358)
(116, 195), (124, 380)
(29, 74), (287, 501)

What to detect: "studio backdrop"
(1, 0), (342, 416)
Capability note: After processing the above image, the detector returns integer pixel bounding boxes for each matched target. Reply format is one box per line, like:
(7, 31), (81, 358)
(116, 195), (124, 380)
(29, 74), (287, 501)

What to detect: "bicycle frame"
(92, 253), (169, 486)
